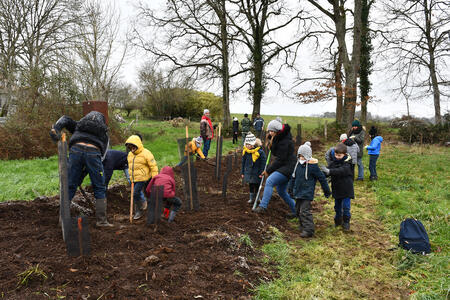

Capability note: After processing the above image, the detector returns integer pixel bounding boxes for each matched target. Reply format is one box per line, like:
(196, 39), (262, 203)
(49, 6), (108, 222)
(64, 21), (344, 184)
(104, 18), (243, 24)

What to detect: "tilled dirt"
(0, 155), (322, 299)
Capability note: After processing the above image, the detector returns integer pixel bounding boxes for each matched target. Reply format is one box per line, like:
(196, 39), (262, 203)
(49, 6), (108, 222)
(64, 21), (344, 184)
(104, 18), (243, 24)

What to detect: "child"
(320, 143), (354, 231)
(146, 166), (182, 222)
(326, 134), (359, 178)
(241, 133), (266, 204)
(125, 135), (159, 220)
(290, 142), (331, 238)
(232, 117), (239, 144)
(176, 136), (205, 167)
(49, 111), (112, 227)
(366, 126), (383, 181)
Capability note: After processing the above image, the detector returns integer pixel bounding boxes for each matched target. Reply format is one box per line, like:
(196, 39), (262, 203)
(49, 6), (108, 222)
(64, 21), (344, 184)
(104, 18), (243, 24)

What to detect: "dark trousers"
(164, 197), (182, 212)
(203, 139), (211, 158)
(68, 144), (105, 200)
(296, 199), (314, 234)
(249, 183), (259, 194)
(255, 130), (262, 139)
(334, 197), (351, 219)
(233, 132), (238, 144)
(369, 154), (379, 178)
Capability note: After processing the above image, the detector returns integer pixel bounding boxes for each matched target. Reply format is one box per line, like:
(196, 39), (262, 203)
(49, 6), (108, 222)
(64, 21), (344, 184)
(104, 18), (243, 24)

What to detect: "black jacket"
(288, 159), (331, 201)
(348, 126), (365, 158)
(266, 124), (296, 178)
(232, 120), (239, 132)
(53, 111), (109, 155)
(241, 148), (266, 184)
(328, 155), (354, 199)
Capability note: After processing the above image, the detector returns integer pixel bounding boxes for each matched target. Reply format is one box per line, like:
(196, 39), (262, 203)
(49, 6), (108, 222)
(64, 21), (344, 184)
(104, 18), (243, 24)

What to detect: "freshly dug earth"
(0, 155), (313, 299)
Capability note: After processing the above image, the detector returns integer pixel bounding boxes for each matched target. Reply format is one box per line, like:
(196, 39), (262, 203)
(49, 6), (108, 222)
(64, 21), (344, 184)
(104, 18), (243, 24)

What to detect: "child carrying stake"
(241, 133), (266, 204)
(176, 136), (205, 167)
(289, 142), (331, 238)
(125, 135), (159, 220)
(320, 143), (354, 231)
(146, 166), (182, 223)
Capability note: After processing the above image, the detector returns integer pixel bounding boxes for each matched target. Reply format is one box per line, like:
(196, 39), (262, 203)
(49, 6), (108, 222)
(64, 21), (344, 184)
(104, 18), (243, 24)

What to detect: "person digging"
(146, 166), (182, 223)
(49, 111), (113, 227)
(176, 136), (205, 167)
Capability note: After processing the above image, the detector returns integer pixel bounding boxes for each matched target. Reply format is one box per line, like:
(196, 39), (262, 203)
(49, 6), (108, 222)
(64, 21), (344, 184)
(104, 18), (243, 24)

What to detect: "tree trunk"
(251, 45), (264, 119)
(335, 51), (344, 124)
(219, 1), (231, 128)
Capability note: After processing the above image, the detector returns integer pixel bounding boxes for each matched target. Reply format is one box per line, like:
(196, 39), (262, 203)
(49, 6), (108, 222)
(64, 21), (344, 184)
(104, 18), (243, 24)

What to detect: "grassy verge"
(255, 144), (449, 299)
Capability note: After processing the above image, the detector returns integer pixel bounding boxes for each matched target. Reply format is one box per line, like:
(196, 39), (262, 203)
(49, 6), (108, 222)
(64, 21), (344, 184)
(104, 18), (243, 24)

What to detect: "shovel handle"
(130, 182), (134, 223)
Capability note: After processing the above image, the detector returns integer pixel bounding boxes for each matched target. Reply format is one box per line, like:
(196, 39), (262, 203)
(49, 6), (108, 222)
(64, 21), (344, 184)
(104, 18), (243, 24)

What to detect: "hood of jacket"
(125, 135), (144, 155)
(160, 166), (174, 179)
(273, 124), (292, 143)
(373, 136), (383, 143)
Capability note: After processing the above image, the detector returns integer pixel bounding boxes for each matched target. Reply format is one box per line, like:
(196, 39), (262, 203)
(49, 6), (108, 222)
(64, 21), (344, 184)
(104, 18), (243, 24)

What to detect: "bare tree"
(228, 0), (314, 119)
(134, 0), (233, 127)
(74, 0), (127, 103)
(307, 0), (363, 126)
(381, 0), (450, 124)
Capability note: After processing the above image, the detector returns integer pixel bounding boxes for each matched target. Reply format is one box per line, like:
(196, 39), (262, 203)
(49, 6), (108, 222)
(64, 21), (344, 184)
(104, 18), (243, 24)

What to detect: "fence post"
(324, 120), (328, 141)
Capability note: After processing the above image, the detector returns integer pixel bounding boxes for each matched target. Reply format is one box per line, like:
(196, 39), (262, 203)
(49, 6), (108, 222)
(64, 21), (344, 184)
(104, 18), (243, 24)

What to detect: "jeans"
(357, 157), (364, 179)
(164, 197), (182, 212)
(133, 181), (147, 205)
(259, 171), (296, 214)
(203, 139), (211, 158)
(68, 144), (105, 200)
(334, 197), (351, 219)
(369, 154), (379, 178)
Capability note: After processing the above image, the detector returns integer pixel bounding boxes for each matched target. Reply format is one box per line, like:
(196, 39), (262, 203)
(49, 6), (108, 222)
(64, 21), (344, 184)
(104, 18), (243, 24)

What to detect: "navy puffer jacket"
(328, 155), (354, 199)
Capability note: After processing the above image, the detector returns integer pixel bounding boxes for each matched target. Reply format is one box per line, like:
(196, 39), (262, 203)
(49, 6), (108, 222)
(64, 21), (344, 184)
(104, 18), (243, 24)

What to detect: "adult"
(253, 113), (265, 139)
(241, 113), (252, 145)
(49, 111), (112, 227)
(103, 150), (129, 189)
(200, 109), (214, 158)
(348, 120), (365, 180)
(232, 117), (239, 144)
(255, 117), (297, 216)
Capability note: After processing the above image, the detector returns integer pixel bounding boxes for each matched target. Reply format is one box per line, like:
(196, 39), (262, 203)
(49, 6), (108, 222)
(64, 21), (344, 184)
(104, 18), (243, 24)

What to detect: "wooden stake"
(186, 126), (193, 210)
(130, 182), (134, 223)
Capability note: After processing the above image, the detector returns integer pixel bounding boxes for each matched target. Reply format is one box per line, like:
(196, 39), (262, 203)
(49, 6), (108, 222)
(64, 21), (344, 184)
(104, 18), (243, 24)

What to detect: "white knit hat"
(233, 117), (238, 121)
(297, 141), (312, 160)
(340, 133), (348, 141)
(244, 132), (256, 146)
(203, 109), (210, 115)
(267, 117), (283, 132)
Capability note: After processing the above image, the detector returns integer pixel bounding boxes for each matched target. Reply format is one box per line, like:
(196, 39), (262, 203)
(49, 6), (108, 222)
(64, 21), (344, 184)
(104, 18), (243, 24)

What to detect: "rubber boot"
(163, 208), (170, 219)
(95, 198), (113, 227)
(133, 202), (144, 220)
(248, 193), (254, 204)
(168, 211), (177, 223)
(334, 217), (343, 227)
(343, 216), (351, 232)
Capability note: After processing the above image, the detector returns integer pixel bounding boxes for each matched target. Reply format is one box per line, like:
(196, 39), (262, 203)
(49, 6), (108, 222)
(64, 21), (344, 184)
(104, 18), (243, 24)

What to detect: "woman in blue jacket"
(366, 126), (383, 181)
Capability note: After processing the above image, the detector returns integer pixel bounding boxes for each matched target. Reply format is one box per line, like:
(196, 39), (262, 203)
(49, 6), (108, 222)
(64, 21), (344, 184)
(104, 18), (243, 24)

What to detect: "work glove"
(364, 145), (369, 149)
(349, 135), (356, 139)
(319, 165), (330, 175)
(49, 128), (61, 142)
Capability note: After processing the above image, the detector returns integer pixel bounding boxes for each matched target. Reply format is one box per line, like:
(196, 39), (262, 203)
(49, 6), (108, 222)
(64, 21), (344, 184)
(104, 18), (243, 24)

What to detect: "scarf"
(201, 115), (214, 139)
(242, 146), (261, 162)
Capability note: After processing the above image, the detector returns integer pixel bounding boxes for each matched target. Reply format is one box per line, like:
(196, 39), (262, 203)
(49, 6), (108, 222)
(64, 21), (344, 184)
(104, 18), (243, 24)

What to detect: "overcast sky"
(115, 0), (449, 119)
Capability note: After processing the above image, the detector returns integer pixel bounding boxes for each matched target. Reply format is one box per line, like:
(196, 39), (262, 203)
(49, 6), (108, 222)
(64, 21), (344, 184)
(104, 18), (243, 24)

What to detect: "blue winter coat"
(288, 159), (331, 201)
(241, 148), (266, 184)
(366, 136), (383, 155)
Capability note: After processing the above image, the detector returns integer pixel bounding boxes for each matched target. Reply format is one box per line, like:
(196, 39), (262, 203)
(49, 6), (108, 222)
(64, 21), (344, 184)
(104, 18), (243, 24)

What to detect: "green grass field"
(255, 144), (449, 299)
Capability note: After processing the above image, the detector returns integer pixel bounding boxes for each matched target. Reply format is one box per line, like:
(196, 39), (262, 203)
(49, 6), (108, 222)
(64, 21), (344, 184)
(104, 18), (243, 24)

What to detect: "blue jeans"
(68, 144), (105, 200)
(133, 181), (147, 205)
(369, 154), (379, 178)
(259, 171), (296, 214)
(203, 139), (211, 158)
(357, 157), (364, 179)
(334, 197), (351, 219)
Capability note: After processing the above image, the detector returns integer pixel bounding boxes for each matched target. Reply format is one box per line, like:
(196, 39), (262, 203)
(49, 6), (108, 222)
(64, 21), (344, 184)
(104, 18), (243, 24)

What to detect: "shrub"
(397, 114), (449, 144)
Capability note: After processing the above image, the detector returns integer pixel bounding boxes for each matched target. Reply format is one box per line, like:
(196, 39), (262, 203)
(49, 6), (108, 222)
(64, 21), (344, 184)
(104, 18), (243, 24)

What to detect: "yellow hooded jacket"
(126, 135), (158, 183)
(185, 138), (205, 159)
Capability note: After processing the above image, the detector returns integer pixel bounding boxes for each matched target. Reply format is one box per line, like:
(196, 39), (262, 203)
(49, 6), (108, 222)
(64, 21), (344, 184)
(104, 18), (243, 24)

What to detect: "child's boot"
(334, 217), (343, 227)
(133, 202), (144, 220)
(168, 211), (177, 223)
(163, 208), (170, 219)
(343, 216), (351, 231)
(95, 198), (113, 227)
(248, 193), (254, 204)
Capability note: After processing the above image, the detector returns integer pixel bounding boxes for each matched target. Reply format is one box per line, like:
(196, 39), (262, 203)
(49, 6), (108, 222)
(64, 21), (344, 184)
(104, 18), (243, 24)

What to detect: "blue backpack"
(399, 218), (431, 254)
